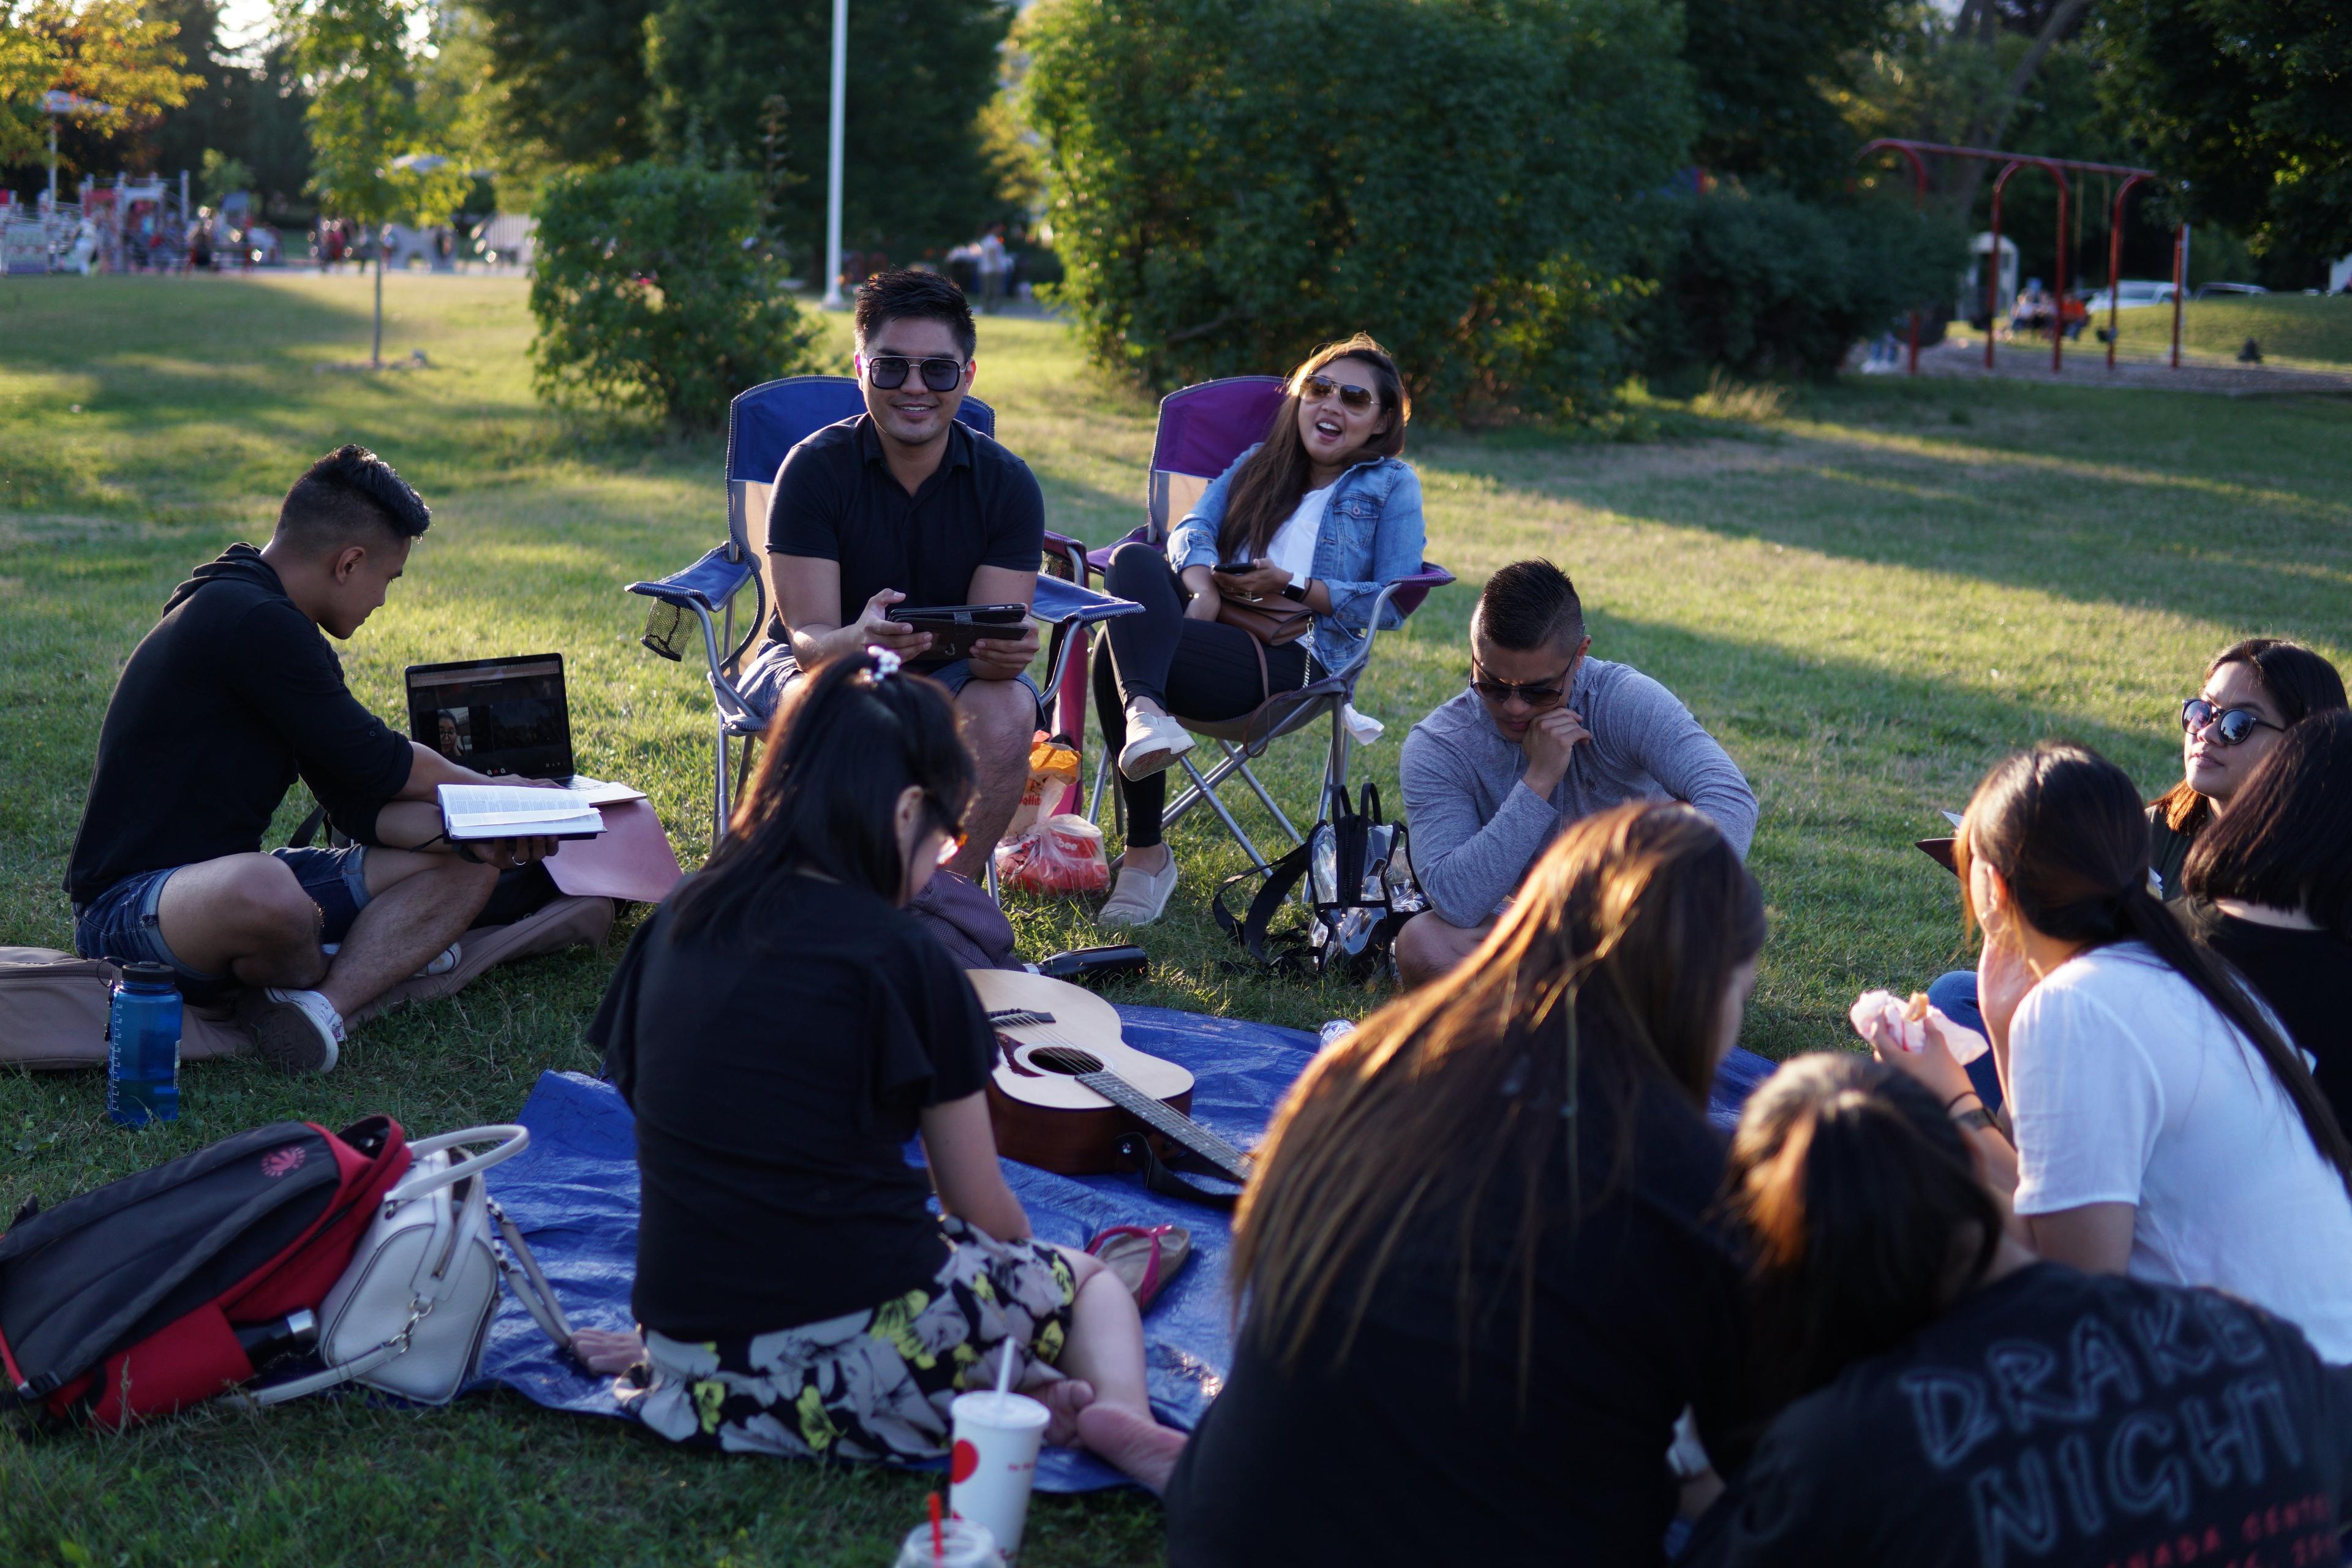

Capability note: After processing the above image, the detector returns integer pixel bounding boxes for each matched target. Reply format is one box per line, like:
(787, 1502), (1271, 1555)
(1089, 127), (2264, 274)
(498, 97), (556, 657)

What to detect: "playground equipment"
(1857, 138), (2187, 375)
(2, 172), (198, 274)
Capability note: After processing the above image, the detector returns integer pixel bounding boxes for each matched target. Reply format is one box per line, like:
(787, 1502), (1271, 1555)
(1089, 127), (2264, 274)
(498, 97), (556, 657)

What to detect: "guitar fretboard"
(1076, 1070), (1253, 1183)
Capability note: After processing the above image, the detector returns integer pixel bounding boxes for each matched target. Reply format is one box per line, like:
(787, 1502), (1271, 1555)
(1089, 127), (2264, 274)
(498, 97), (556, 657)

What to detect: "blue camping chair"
(1084, 375), (1455, 872)
(627, 374), (1132, 851)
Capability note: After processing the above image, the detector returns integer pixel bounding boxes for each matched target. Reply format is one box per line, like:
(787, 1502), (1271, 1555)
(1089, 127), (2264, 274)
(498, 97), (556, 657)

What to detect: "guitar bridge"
(987, 1008), (1056, 1028)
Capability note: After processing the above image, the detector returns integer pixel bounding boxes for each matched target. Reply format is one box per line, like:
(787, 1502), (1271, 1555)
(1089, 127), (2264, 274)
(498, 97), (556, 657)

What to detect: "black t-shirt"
(1684, 1264), (2352, 1568)
(67, 545), (414, 905)
(764, 414), (1044, 673)
(590, 875), (995, 1340)
(2188, 900), (2352, 1126)
(1164, 1066), (1754, 1568)
(2149, 803), (2195, 902)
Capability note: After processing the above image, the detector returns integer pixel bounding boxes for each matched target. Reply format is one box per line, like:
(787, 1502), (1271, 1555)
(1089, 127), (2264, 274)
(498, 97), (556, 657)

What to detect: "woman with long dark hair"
(2181, 707), (2352, 1123)
(581, 652), (1187, 1488)
(1091, 334), (1427, 926)
(1919, 638), (2345, 1104)
(1682, 1054), (2352, 1568)
(1164, 803), (1765, 1565)
(2149, 637), (2345, 894)
(1863, 741), (2352, 1359)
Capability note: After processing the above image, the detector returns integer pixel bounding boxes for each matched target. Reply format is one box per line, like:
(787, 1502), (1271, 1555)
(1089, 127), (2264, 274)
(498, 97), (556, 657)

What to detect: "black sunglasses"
(1300, 372), (1379, 412)
(1469, 658), (1574, 708)
(2180, 697), (2285, 747)
(863, 355), (965, 393)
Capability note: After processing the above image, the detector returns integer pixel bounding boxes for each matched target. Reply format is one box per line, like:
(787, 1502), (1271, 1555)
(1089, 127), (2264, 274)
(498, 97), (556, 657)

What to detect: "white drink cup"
(892, 1518), (1004, 1568)
(948, 1390), (1050, 1558)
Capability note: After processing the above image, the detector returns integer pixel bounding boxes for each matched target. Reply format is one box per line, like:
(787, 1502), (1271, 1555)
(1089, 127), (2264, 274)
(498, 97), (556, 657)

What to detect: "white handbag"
(251, 1125), (574, 1406)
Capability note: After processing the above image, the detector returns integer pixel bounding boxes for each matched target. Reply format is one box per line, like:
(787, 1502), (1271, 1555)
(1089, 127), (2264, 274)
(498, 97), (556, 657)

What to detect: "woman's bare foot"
(1075, 1401), (1188, 1494)
(1029, 1376), (1097, 1446)
(570, 1327), (645, 1376)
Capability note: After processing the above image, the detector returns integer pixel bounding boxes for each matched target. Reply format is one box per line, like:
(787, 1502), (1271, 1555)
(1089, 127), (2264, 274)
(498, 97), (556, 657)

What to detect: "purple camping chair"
(1084, 375), (1455, 872)
(625, 374), (1119, 852)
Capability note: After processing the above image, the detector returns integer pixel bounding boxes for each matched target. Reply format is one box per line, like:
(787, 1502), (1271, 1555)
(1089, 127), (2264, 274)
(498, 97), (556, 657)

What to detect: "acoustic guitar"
(968, 969), (1253, 1185)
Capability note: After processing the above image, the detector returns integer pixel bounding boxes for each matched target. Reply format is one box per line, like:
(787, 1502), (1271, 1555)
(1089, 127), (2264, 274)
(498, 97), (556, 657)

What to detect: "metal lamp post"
(820, 0), (848, 307)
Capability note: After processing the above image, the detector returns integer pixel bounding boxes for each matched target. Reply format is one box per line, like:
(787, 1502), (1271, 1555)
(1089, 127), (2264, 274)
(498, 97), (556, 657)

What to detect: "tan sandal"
(1086, 1224), (1193, 1311)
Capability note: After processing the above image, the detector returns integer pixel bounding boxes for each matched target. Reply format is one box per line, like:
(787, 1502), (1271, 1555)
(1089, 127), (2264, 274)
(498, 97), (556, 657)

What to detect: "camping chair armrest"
(626, 545), (756, 616)
(1033, 578), (1144, 707)
(1331, 563), (1455, 682)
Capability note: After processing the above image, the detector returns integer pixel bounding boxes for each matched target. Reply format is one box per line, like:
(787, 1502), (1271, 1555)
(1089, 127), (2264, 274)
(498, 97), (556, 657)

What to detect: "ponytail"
(667, 650), (974, 938)
(2111, 885), (2352, 1201)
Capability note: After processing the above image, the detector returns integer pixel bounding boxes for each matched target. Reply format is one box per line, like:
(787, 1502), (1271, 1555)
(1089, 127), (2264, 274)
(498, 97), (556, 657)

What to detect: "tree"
(2100, 0), (2352, 273)
(1, 0), (202, 174)
(1020, 0), (1695, 421)
(1681, 0), (1903, 195)
(529, 160), (819, 428)
(287, 0), (470, 364)
(469, 0), (654, 183)
(644, 0), (1017, 279)
(1844, 0), (2098, 218)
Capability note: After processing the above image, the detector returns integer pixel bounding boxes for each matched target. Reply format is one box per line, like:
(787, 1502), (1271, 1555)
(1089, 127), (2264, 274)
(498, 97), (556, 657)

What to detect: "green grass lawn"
(4, 273), (2350, 1566)
(2103, 292), (2352, 372)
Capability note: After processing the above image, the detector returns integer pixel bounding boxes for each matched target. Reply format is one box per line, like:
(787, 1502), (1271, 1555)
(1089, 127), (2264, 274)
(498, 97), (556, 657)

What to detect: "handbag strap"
(488, 1196), (576, 1351)
(385, 1125), (530, 1205)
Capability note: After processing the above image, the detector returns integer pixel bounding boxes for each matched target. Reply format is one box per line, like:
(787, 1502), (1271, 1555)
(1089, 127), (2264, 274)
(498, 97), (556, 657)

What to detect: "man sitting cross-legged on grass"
(65, 445), (557, 1073)
(1395, 559), (1756, 988)
(742, 267), (1046, 883)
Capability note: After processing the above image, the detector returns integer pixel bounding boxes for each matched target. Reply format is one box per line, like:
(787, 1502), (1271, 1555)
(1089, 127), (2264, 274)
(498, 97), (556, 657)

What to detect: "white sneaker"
(322, 941), (461, 979)
(249, 987), (345, 1074)
(1097, 853), (1180, 929)
(1118, 709), (1196, 781)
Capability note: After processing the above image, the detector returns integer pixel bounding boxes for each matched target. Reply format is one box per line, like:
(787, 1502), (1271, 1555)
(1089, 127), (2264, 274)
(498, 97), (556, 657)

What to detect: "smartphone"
(883, 603), (1030, 660)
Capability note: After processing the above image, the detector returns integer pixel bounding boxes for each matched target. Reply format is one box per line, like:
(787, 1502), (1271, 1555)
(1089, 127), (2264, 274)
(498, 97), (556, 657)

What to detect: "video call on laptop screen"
(405, 655), (573, 779)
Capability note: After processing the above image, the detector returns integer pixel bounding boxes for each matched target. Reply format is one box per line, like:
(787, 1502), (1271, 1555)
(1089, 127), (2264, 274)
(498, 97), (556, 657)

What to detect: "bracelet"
(1943, 1088), (1981, 1114)
(1953, 1106), (1997, 1134)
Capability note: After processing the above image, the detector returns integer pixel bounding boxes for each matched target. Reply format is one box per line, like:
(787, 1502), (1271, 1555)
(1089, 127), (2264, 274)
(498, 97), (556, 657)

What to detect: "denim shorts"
(71, 846), (372, 1003)
(737, 644), (1044, 728)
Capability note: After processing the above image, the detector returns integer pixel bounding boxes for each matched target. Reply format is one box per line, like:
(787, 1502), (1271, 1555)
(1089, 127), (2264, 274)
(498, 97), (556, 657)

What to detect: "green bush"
(1020, 0), (1695, 422)
(1642, 187), (1966, 384)
(529, 160), (819, 429)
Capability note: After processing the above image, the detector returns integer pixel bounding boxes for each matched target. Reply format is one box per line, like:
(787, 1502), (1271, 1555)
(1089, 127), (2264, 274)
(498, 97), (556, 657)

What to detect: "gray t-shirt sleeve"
(1591, 669), (1758, 859)
(1400, 723), (1555, 928)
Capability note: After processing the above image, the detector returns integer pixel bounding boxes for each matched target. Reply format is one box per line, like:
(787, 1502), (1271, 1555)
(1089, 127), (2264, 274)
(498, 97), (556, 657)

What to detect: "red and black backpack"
(0, 1115), (410, 1428)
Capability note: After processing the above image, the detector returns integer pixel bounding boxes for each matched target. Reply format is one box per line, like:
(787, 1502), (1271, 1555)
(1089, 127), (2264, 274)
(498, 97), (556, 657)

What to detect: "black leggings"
(1093, 542), (1308, 848)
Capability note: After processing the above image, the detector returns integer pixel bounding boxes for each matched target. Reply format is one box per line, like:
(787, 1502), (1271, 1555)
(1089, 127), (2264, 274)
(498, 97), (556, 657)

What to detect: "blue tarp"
(476, 1005), (1777, 1493)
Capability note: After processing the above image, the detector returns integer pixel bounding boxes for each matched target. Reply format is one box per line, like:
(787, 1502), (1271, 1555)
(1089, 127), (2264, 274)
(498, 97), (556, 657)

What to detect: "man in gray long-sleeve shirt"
(1395, 559), (1757, 986)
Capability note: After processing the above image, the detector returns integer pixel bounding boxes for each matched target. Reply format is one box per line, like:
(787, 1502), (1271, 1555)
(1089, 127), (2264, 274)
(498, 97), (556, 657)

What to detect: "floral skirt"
(621, 1218), (1078, 1463)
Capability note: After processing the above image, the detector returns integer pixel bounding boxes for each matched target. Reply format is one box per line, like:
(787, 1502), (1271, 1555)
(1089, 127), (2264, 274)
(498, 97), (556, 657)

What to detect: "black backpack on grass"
(1213, 783), (1424, 981)
(0, 1116), (411, 1429)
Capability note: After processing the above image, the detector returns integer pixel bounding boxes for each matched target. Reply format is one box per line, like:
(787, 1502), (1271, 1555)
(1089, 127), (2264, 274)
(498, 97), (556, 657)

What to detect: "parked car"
(2084, 280), (2179, 311)
(2193, 282), (2269, 298)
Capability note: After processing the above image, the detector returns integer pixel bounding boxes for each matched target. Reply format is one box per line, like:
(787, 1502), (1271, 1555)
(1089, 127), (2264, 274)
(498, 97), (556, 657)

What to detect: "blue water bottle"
(107, 961), (181, 1127)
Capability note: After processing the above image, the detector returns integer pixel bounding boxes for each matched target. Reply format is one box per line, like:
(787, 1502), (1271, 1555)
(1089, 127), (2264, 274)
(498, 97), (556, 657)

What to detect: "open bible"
(435, 784), (606, 842)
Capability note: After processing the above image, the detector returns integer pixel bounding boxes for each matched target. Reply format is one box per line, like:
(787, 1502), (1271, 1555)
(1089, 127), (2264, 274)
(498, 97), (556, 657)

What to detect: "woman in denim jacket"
(1093, 334), (1427, 926)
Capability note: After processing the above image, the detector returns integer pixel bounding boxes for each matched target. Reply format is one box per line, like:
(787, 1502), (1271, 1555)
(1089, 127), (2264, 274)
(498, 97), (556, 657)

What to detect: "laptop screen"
(405, 654), (574, 779)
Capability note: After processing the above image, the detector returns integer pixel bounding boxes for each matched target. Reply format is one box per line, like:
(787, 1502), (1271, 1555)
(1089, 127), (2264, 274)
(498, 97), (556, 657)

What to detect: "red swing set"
(1856, 138), (2188, 377)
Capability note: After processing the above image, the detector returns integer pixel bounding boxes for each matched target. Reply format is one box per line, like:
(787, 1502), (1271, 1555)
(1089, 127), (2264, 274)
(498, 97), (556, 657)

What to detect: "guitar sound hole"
(1029, 1046), (1104, 1076)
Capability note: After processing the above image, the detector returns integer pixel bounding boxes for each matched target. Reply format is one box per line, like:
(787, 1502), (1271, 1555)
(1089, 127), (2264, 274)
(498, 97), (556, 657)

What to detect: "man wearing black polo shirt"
(747, 268), (1046, 881)
(66, 446), (556, 1073)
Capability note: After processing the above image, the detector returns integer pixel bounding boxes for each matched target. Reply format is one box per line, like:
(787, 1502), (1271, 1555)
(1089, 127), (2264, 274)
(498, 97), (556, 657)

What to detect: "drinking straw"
(995, 1336), (1017, 1399)
(929, 1491), (944, 1562)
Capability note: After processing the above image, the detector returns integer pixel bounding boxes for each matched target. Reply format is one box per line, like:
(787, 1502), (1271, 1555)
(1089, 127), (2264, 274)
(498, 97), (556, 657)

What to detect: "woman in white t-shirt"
(1863, 741), (2352, 1359)
(1091, 334), (1427, 927)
